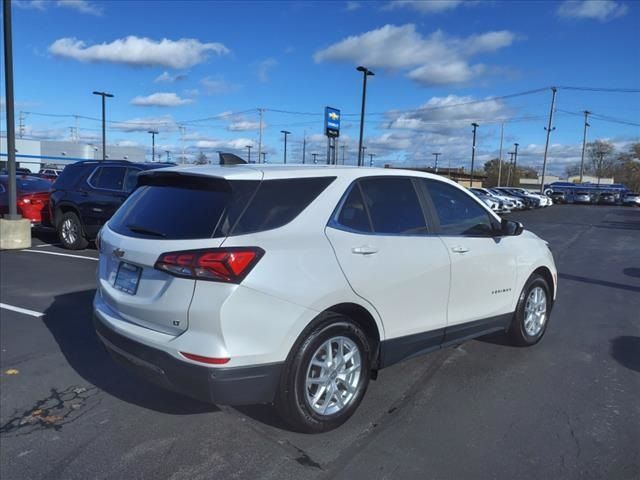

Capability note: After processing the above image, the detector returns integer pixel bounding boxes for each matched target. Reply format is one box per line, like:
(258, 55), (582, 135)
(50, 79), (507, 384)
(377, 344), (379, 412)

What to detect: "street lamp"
(312, 153), (318, 164)
(147, 130), (158, 162)
(432, 152), (441, 173)
(368, 152), (376, 167)
(356, 66), (374, 167)
(361, 146), (367, 164)
(246, 145), (252, 163)
(513, 142), (519, 186)
(280, 130), (291, 164)
(261, 152), (266, 163)
(93, 91), (114, 161)
(165, 150), (170, 162)
(470, 123), (479, 187)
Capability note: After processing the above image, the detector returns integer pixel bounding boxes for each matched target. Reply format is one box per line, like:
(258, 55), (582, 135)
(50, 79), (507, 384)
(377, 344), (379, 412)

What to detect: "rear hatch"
(97, 169), (262, 335)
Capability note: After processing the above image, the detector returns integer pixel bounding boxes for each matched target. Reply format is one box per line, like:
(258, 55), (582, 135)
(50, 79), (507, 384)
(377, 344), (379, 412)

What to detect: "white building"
(1, 137), (146, 173)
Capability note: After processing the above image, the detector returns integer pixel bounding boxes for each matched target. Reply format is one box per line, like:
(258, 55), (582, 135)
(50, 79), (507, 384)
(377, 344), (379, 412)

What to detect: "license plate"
(114, 262), (142, 295)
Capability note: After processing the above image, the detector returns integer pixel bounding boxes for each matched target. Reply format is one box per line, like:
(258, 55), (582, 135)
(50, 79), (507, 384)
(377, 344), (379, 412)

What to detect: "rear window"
(109, 175), (335, 240)
(16, 177), (52, 192)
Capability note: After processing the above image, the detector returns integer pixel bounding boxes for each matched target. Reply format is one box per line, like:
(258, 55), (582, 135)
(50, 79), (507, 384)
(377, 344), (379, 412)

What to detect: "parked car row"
(548, 189), (640, 206)
(469, 187), (553, 213)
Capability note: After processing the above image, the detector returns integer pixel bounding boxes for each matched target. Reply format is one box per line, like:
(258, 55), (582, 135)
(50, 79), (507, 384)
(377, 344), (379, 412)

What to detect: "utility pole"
(302, 131), (306, 164)
(3, 0), (19, 220)
(513, 143), (519, 186)
(257, 108), (263, 163)
(147, 130), (158, 162)
(18, 111), (25, 139)
(579, 110), (591, 183)
(497, 122), (504, 186)
(507, 151), (515, 186)
(540, 87), (557, 193)
(312, 153), (318, 164)
(356, 66), (374, 167)
(597, 150), (604, 186)
(179, 125), (186, 164)
(369, 152), (376, 167)
(470, 122), (479, 187)
(280, 130), (290, 164)
(246, 145), (252, 163)
(432, 152), (441, 173)
(341, 145), (346, 164)
(93, 91), (114, 161)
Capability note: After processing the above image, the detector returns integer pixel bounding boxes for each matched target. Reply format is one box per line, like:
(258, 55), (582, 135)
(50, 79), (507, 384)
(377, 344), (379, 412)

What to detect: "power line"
(557, 86), (640, 93)
(557, 109), (640, 127)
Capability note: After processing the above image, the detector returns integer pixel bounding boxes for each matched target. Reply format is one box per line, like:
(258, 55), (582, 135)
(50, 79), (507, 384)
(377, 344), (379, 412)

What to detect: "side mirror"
(501, 219), (524, 236)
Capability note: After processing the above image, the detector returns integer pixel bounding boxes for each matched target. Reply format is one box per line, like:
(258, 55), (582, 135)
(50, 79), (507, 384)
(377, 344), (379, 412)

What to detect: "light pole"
(356, 66), (374, 167)
(368, 152), (376, 167)
(597, 150), (604, 186)
(361, 146), (367, 165)
(470, 123), (479, 187)
(432, 152), (441, 173)
(246, 145), (252, 163)
(261, 152), (266, 163)
(280, 130), (291, 164)
(507, 151), (515, 186)
(165, 150), (170, 162)
(3, 0), (19, 220)
(93, 91), (114, 161)
(147, 130), (158, 161)
(513, 142), (519, 186)
(312, 153), (318, 164)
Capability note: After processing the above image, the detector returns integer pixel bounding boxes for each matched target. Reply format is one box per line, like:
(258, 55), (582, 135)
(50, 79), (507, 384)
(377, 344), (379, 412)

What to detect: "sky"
(1, 0), (639, 175)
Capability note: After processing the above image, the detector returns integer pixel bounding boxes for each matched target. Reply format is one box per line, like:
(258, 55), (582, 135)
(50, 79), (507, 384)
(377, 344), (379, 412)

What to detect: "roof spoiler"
(218, 152), (247, 165)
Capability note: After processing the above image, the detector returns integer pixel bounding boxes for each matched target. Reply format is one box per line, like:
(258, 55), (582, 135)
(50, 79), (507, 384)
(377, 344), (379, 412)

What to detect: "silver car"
(573, 191), (592, 204)
(622, 193), (640, 207)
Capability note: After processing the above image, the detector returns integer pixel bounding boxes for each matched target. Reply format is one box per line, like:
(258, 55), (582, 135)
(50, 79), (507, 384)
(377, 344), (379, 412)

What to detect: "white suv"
(94, 165), (557, 432)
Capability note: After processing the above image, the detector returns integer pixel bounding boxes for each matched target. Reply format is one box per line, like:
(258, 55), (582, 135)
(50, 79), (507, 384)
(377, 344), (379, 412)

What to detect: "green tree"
(587, 140), (616, 178)
(483, 158), (525, 187)
(613, 143), (640, 192)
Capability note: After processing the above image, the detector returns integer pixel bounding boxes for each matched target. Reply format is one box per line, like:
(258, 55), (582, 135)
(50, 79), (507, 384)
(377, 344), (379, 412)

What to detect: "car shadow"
(623, 268), (640, 279)
(43, 289), (217, 415)
(610, 336), (640, 373)
(473, 330), (513, 346)
(558, 273), (640, 293)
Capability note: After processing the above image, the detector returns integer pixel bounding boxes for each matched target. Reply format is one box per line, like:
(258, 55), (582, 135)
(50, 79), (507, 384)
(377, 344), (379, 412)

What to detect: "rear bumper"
(93, 314), (283, 405)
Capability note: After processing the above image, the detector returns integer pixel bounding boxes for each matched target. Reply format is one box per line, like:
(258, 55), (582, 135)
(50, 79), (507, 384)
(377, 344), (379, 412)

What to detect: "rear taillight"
(155, 247), (264, 283)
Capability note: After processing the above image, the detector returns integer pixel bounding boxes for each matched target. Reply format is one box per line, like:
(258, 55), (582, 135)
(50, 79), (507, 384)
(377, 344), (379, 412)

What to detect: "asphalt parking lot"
(1, 205), (639, 480)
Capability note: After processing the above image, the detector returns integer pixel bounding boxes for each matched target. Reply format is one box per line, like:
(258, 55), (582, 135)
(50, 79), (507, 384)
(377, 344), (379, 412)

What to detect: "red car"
(0, 175), (52, 224)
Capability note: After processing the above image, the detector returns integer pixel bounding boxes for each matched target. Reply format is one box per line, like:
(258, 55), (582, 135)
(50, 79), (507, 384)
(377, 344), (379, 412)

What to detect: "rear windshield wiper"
(126, 224), (167, 238)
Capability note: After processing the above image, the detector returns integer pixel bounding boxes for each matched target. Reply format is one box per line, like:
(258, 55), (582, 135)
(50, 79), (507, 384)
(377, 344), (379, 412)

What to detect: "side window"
(423, 180), (495, 236)
(124, 168), (142, 193)
(230, 177), (335, 235)
(359, 177), (427, 235)
(335, 184), (372, 233)
(90, 167), (126, 191)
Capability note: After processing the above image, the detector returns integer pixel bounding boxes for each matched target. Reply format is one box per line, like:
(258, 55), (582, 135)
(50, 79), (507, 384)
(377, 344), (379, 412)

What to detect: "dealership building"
(0, 137), (146, 172)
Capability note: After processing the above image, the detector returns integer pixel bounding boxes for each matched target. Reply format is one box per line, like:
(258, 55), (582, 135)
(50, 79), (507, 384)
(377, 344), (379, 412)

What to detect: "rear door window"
(334, 184), (372, 233)
(230, 177), (335, 235)
(90, 167), (126, 191)
(358, 177), (427, 235)
(423, 180), (496, 236)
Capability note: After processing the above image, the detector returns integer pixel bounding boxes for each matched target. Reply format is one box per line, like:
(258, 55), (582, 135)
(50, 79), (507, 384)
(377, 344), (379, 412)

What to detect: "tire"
(508, 275), (552, 346)
(57, 211), (88, 250)
(275, 314), (372, 433)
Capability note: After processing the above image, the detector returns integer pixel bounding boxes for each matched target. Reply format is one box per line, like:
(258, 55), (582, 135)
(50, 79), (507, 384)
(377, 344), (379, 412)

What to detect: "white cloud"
(386, 0), (465, 14)
(345, 1), (361, 11)
(154, 71), (187, 83)
(13, 1), (48, 10)
(130, 92), (193, 107)
(115, 140), (141, 148)
(195, 138), (256, 150)
(49, 36), (230, 68)
(227, 120), (261, 132)
(314, 24), (517, 86)
(257, 58), (278, 82)
(111, 115), (178, 133)
(56, 0), (103, 16)
(556, 0), (628, 21)
(200, 76), (240, 95)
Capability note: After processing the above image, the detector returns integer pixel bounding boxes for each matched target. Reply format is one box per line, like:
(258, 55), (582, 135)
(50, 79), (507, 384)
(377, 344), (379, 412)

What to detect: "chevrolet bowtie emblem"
(328, 112), (339, 120)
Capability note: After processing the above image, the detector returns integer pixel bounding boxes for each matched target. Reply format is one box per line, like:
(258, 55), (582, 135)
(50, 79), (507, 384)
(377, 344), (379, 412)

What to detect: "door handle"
(352, 246), (379, 255)
(451, 246), (470, 254)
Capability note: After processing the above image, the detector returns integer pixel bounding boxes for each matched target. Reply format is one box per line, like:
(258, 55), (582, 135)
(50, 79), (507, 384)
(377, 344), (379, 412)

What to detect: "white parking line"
(0, 303), (44, 318)
(22, 249), (98, 261)
(35, 243), (62, 248)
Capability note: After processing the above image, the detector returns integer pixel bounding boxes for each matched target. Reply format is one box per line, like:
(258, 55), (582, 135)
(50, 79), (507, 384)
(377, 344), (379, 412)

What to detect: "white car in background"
(94, 165), (557, 433)
(471, 188), (518, 211)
